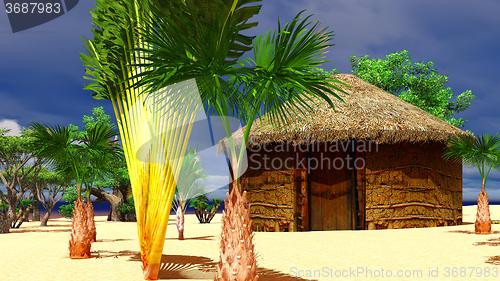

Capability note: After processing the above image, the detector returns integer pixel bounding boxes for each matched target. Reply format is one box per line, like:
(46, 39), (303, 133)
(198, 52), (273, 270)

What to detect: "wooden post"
(357, 151), (367, 230)
(295, 168), (308, 231)
(300, 169), (308, 231)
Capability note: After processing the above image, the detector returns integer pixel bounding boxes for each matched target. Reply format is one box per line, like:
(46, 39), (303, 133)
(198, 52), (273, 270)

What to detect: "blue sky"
(0, 0), (499, 201)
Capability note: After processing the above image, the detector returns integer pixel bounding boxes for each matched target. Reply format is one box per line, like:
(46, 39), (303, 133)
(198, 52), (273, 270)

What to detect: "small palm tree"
(173, 149), (206, 240)
(139, 5), (346, 280)
(444, 133), (500, 234)
(30, 122), (120, 257)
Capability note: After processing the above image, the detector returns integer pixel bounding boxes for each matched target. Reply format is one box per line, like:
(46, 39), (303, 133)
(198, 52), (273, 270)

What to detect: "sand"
(0, 206), (499, 281)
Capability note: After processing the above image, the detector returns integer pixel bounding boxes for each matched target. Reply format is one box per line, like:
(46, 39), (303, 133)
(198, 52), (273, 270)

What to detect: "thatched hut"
(227, 74), (466, 231)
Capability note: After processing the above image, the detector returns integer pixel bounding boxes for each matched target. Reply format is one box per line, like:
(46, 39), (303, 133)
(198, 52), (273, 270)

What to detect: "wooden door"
(309, 150), (353, 230)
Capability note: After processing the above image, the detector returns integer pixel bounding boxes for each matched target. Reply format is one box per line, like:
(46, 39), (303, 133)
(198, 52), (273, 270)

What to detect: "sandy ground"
(0, 206), (499, 281)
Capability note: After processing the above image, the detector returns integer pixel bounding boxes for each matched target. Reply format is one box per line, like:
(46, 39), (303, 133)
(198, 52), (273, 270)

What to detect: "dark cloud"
(0, 0), (100, 127)
(1, 0), (499, 200)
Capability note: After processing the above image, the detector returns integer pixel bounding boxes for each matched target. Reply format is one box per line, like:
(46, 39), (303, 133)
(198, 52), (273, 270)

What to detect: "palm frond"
(444, 133), (500, 180)
(81, 0), (151, 101)
(238, 12), (346, 129)
(137, 0), (262, 110)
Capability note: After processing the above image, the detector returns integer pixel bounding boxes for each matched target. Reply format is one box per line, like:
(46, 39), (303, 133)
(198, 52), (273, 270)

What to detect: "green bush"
(63, 187), (78, 203)
(117, 197), (135, 221)
(0, 201), (8, 213)
(19, 199), (33, 208)
(190, 195), (221, 223)
(117, 197), (135, 215)
(58, 187), (77, 218)
(58, 204), (74, 219)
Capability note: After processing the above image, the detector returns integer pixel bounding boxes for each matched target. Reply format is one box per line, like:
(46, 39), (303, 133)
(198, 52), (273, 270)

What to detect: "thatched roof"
(227, 74), (467, 146)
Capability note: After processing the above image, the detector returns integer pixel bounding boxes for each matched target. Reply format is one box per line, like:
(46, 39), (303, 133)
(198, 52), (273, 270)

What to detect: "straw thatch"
(228, 74), (467, 146)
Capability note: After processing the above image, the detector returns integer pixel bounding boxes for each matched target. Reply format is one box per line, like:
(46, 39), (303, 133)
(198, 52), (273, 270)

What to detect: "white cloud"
(0, 119), (22, 136)
(200, 175), (230, 193)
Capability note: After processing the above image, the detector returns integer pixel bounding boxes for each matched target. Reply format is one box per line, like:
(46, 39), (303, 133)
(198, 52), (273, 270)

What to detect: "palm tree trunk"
(176, 205), (184, 240)
(215, 181), (257, 281)
(69, 198), (91, 259)
(475, 178), (492, 234)
(40, 210), (51, 226)
(142, 263), (160, 281)
(86, 201), (97, 242)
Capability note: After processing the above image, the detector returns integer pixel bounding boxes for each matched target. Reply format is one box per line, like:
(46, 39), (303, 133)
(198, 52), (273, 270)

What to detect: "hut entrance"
(309, 150), (354, 230)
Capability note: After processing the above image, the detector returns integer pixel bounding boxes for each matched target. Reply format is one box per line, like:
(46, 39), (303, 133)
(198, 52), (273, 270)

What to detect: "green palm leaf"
(137, 0), (262, 115)
(238, 12), (346, 127)
(444, 133), (500, 186)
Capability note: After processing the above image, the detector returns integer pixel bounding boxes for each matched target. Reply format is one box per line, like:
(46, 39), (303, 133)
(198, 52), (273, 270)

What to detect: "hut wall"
(242, 147), (308, 232)
(364, 143), (462, 229)
(241, 169), (307, 231)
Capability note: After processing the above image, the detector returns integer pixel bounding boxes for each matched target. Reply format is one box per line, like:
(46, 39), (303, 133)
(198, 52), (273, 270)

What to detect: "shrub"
(117, 197), (135, 221)
(58, 187), (78, 218)
(190, 195), (221, 223)
(58, 204), (74, 219)
(63, 187), (78, 203)
(0, 200), (8, 214)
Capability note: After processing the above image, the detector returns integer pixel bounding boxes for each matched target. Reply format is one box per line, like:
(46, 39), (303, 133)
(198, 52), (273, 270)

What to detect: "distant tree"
(444, 133), (500, 234)
(82, 106), (113, 131)
(34, 169), (68, 226)
(190, 195), (221, 224)
(117, 196), (135, 221)
(58, 187), (78, 219)
(313, 68), (339, 78)
(0, 129), (41, 233)
(91, 157), (130, 222)
(30, 122), (120, 258)
(79, 107), (131, 222)
(172, 150), (206, 240)
(351, 50), (474, 127)
(11, 198), (33, 228)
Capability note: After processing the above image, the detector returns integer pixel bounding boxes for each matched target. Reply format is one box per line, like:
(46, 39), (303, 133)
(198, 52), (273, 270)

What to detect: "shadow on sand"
(95, 238), (133, 243)
(91, 251), (310, 280)
(449, 231), (500, 265)
(11, 227), (71, 233)
(486, 256), (500, 265)
(165, 235), (215, 241)
(92, 250), (138, 259)
(474, 237), (500, 246)
(448, 230), (500, 235)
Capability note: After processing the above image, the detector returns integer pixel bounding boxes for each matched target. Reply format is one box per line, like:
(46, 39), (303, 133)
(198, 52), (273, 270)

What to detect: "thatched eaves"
(230, 74), (467, 146)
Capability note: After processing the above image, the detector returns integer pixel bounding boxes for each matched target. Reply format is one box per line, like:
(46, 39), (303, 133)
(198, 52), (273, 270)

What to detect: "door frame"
(305, 141), (366, 231)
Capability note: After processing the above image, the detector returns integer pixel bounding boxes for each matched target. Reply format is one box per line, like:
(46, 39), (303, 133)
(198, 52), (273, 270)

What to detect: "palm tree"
(138, 3), (345, 281)
(80, 122), (122, 242)
(173, 149), (206, 240)
(30, 123), (120, 257)
(81, 1), (345, 279)
(444, 133), (500, 234)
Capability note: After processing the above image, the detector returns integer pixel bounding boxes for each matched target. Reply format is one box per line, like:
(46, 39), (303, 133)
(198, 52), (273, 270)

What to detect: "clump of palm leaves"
(189, 195), (221, 224)
(444, 133), (500, 234)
